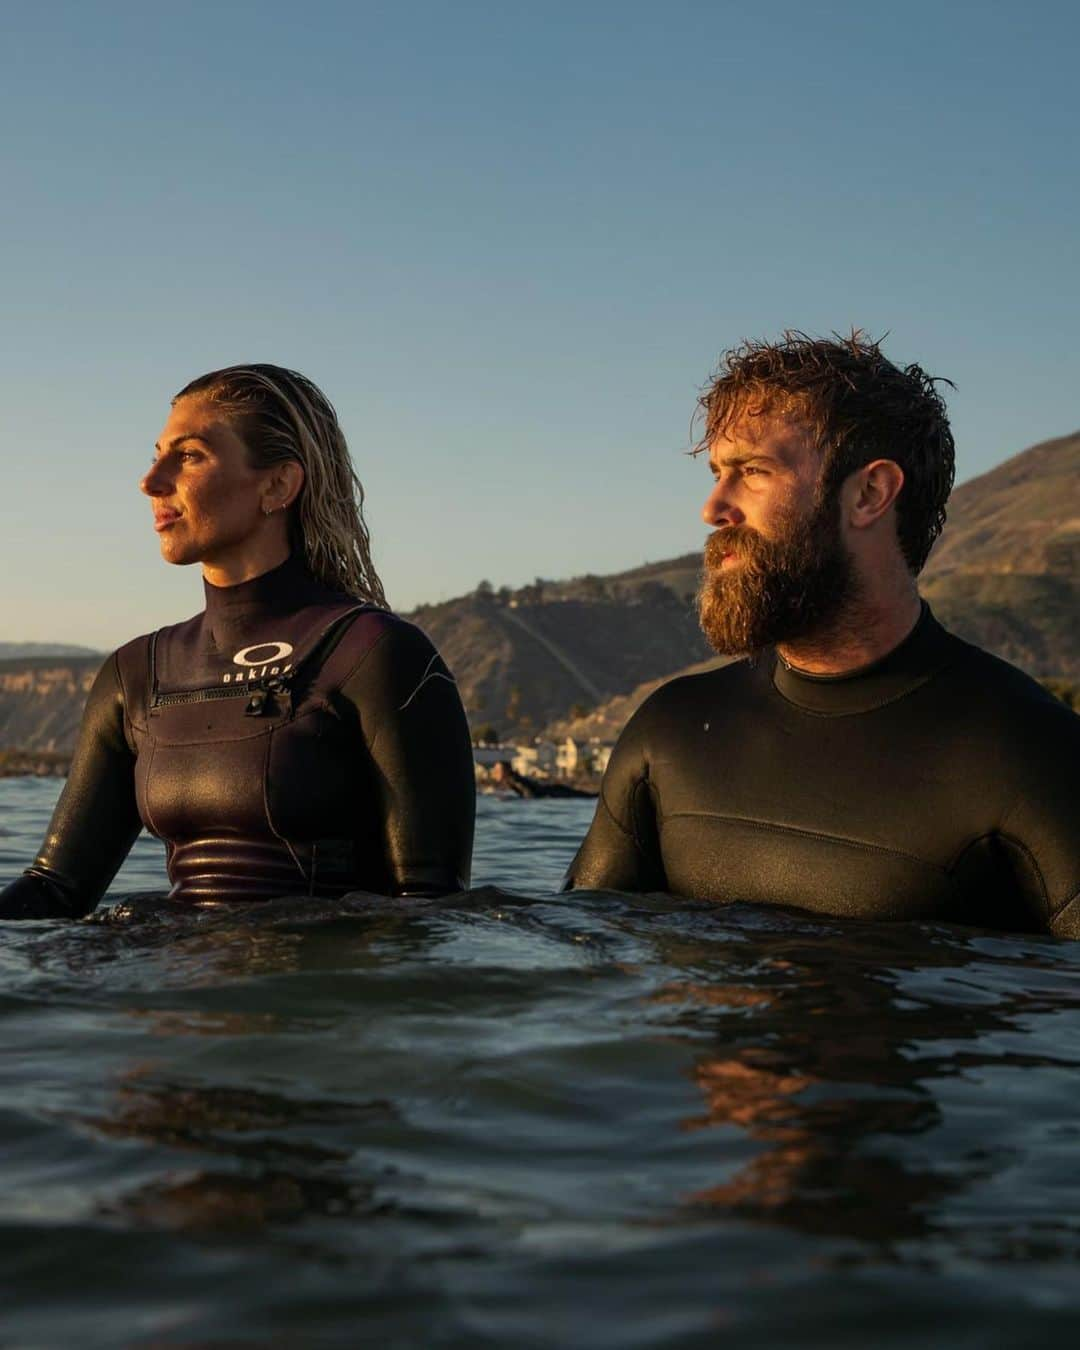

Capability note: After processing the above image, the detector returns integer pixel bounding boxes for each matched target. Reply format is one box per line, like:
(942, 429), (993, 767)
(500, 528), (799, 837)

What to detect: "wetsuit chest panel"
(264, 704), (378, 843)
(124, 559), (394, 899)
(657, 815), (956, 917)
(646, 686), (965, 916)
(654, 700), (991, 862)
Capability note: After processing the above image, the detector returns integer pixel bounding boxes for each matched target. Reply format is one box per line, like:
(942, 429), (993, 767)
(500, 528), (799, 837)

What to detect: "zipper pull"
(245, 689), (269, 717)
(244, 673), (291, 718)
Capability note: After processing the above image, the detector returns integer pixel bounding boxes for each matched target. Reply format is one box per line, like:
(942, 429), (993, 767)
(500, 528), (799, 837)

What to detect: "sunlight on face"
(140, 397), (269, 571)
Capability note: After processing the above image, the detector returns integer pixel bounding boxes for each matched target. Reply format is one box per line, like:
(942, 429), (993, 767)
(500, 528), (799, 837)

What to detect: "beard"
(697, 493), (856, 655)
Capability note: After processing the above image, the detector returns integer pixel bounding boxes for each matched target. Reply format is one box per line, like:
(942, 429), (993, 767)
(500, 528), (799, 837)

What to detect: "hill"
(919, 430), (1080, 679)
(411, 580), (711, 734)
(0, 642), (100, 660)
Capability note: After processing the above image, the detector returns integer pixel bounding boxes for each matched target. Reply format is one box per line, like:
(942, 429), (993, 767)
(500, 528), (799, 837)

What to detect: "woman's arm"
(339, 620), (475, 896)
(0, 654), (142, 919)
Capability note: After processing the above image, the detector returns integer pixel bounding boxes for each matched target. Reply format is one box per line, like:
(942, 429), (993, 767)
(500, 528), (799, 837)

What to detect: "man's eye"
(180, 450), (203, 463)
(742, 465), (765, 477)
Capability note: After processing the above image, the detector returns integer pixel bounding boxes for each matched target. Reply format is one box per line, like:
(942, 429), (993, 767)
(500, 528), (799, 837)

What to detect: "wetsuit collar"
(202, 554), (348, 649)
(770, 602), (959, 715)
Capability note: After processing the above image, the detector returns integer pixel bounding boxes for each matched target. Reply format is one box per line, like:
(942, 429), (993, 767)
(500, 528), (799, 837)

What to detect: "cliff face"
(1, 429), (1077, 753)
(0, 656), (103, 754)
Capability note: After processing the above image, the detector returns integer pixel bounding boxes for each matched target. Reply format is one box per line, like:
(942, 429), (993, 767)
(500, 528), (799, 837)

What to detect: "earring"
(262, 505), (274, 516)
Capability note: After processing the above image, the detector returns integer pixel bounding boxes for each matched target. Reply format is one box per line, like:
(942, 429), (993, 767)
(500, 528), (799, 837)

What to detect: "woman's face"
(141, 396), (274, 572)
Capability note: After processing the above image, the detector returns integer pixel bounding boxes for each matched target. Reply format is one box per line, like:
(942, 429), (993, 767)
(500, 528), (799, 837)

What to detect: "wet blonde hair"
(174, 364), (388, 606)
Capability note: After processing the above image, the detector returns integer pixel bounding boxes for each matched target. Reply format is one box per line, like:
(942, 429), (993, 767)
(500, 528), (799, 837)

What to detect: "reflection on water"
(1, 780), (1079, 1345)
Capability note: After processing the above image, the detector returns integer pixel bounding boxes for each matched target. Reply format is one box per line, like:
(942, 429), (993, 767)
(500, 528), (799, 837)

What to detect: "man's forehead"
(710, 411), (816, 461)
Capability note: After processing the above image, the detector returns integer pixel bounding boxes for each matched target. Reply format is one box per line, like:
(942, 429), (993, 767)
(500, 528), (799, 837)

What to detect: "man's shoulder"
(936, 624), (1080, 740)
(624, 656), (754, 733)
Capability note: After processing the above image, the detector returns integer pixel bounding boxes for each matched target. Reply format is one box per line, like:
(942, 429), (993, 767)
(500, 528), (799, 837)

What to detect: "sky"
(2, 0), (1077, 647)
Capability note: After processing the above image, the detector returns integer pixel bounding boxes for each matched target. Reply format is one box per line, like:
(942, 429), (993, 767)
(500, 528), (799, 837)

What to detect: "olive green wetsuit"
(565, 607), (1080, 937)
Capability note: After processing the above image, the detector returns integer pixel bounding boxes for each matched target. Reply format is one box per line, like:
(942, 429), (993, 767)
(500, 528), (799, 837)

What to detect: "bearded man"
(564, 333), (1080, 937)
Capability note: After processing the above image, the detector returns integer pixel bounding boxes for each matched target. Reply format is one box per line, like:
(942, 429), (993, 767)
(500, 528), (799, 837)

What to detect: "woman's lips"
(153, 511), (181, 532)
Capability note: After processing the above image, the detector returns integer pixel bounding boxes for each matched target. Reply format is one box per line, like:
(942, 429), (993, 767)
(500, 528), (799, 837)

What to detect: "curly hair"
(693, 331), (956, 573)
(174, 364), (387, 606)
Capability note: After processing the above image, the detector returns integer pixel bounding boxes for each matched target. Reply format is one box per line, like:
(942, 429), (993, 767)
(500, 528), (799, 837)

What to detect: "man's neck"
(776, 584), (922, 677)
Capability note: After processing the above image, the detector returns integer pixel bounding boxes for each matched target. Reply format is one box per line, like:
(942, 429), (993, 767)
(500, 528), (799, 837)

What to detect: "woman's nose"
(140, 460), (168, 497)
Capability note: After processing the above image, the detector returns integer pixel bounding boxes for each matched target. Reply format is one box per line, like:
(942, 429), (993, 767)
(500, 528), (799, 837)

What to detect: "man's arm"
(996, 699), (1080, 939)
(563, 712), (666, 893)
(0, 655), (142, 919)
(340, 620), (475, 896)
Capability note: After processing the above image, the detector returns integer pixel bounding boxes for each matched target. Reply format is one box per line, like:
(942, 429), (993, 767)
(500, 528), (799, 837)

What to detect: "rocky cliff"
(0, 655), (103, 754)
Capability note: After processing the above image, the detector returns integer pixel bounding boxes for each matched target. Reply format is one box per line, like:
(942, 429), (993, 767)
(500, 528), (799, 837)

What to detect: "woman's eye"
(180, 451), (203, 463)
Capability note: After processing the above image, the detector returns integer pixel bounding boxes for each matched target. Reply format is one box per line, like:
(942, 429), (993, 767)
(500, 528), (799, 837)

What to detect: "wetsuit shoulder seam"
(663, 812), (948, 873)
(334, 622), (399, 690)
(598, 787), (636, 843)
(112, 635), (152, 742)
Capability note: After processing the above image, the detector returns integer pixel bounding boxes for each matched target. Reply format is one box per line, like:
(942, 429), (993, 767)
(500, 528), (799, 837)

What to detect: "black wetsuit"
(565, 606), (1080, 938)
(0, 555), (475, 917)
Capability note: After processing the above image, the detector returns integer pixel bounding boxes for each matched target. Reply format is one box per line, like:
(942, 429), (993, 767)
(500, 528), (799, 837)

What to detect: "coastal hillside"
(410, 576), (711, 735)
(1, 429), (1077, 755)
(919, 430), (1080, 679)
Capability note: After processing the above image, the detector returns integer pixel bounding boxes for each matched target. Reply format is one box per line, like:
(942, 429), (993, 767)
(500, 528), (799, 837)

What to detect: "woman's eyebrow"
(153, 434), (212, 453)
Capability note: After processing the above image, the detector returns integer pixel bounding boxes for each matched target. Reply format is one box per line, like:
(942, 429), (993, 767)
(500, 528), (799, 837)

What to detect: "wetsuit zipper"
(151, 673), (291, 716)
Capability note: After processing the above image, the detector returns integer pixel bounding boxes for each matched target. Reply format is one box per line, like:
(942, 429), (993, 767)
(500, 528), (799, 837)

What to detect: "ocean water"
(1, 778), (1079, 1347)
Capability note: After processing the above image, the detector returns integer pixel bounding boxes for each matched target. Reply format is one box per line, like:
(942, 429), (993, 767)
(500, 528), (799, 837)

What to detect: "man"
(565, 333), (1080, 937)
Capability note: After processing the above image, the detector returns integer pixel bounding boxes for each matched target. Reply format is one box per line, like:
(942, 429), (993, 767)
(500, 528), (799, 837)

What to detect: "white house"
(511, 740), (557, 778)
(591, 743), (615, 775)
(555, 737), (584, 777)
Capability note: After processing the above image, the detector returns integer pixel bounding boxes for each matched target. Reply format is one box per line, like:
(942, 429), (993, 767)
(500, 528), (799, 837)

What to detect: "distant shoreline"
(0, 751), (71, 779)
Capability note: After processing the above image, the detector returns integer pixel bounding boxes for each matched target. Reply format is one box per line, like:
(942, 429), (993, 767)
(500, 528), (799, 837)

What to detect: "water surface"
(1, 779), (1078, 1346)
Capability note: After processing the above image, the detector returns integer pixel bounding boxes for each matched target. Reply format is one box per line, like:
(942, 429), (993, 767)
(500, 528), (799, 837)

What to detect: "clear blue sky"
(2, 0), (1077, 647)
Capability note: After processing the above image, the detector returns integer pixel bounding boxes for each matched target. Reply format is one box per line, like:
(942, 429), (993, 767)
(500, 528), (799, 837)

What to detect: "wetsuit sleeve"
(995, 702), (1080, 939)
(563, 708), (665, 893)
(339, 622), (475, 895)
(0, 655), (142, 920)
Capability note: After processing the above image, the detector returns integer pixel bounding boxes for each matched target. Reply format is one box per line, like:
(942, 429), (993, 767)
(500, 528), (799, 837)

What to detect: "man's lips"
(153, 511), (181, 532)
(704, 531), (749, 569)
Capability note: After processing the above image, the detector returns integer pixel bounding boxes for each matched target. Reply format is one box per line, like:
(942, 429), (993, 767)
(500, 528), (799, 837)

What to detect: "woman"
(0, 365), (475, 916)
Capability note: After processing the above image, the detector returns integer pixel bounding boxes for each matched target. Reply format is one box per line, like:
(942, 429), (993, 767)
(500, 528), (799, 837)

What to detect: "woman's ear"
(847, 459), (904, 530)
(262, 461), (305, 515)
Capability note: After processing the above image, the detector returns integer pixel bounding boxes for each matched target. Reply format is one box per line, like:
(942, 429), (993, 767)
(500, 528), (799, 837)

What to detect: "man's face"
(697, 412), (856, 653)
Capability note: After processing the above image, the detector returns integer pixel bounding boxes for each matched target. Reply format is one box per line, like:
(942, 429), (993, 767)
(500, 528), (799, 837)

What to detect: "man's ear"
(846, 459), (904, 530)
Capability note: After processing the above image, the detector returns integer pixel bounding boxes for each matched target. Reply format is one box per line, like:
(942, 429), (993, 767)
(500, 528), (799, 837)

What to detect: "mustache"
(703, 527), (766, 568)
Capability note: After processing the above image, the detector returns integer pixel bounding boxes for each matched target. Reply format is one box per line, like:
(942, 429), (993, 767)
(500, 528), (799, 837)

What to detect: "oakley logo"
(222, 640), (296, 684)
(233, 642), (294, 667)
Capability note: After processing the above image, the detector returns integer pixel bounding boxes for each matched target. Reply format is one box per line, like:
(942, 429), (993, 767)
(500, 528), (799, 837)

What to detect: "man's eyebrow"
(152, 434), (212, 453)
(708, 451), (781, 469)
